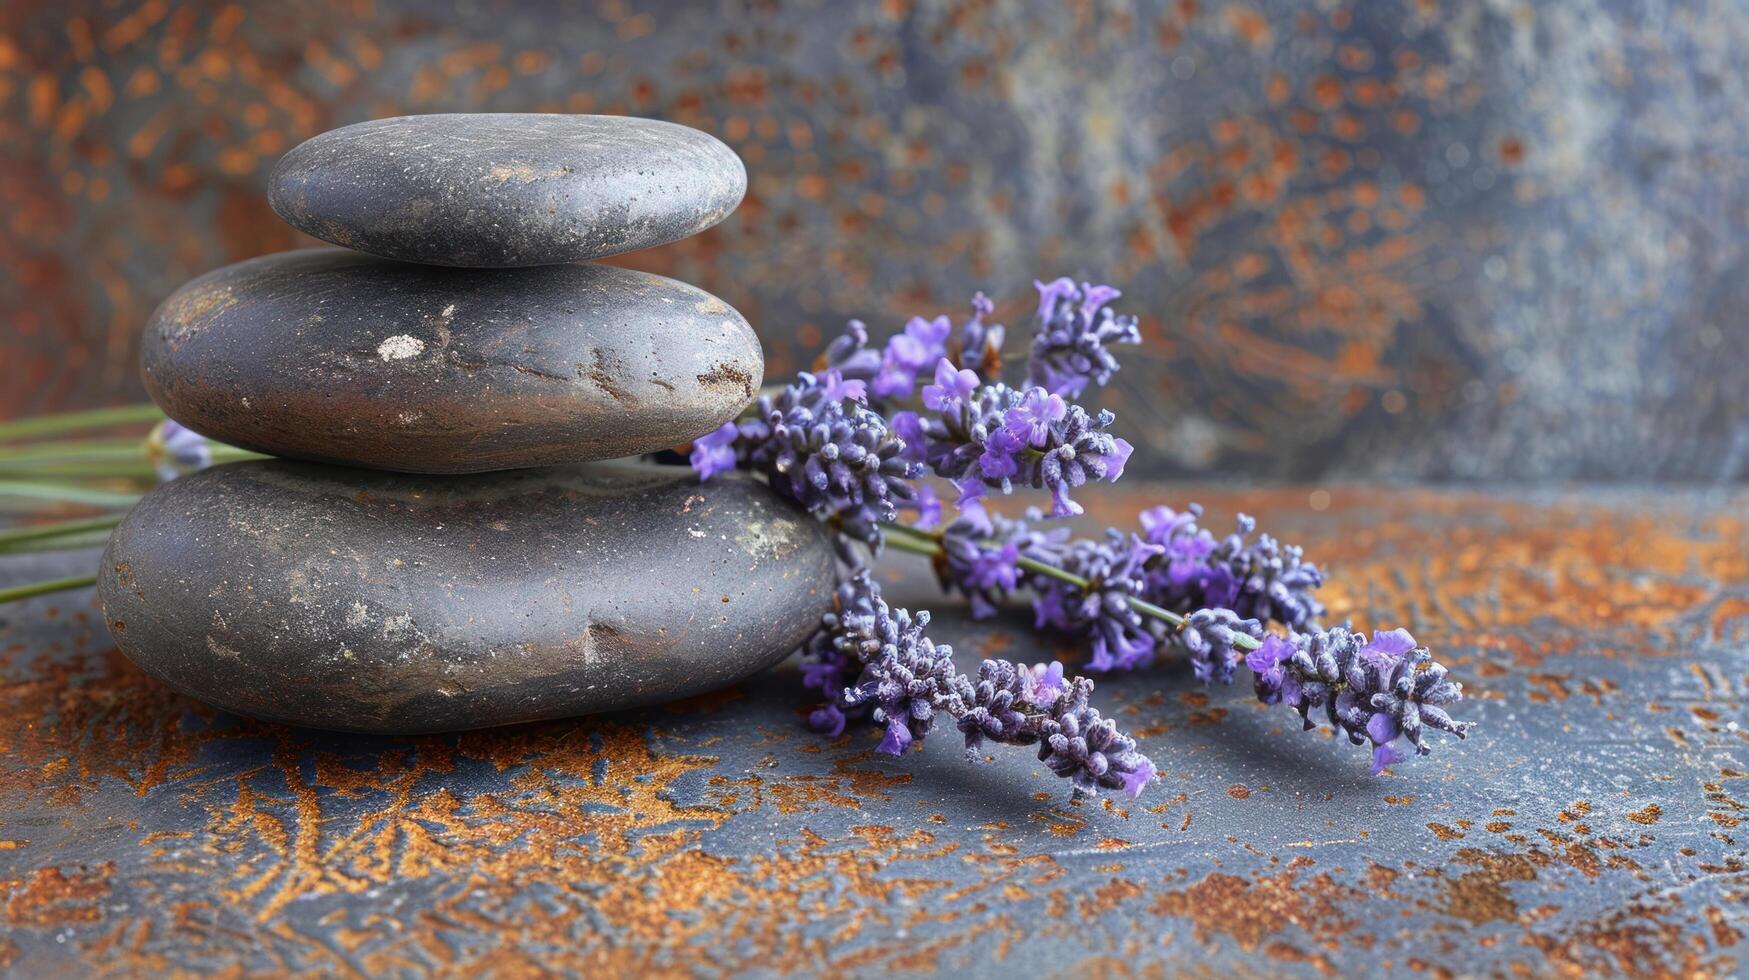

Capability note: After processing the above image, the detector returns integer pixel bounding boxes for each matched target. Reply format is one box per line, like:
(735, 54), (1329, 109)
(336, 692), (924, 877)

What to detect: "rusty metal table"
(1, 485), (1745, 976)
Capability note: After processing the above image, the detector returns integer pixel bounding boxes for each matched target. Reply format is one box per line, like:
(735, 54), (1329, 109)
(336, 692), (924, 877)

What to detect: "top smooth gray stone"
(268, 114), (746, 267)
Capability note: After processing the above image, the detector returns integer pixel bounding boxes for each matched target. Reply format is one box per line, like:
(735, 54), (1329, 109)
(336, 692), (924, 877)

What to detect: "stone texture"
(13, 4), (1748, 483)
(268, 113), (746, 267)
(97, 459), (835, 733)
(142, 248), (762, 474)
(8, 485), (1746, 974)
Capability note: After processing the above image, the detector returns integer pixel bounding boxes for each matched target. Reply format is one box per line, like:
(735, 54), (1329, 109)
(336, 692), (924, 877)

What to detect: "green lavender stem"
(879, 520), (1261, 652)
(0, 574), (98, 604)
(0, 482), (144, 508)
(0, 438), (151, 460)
(0, 515), (124, 552)
(0, 404), (163, 442)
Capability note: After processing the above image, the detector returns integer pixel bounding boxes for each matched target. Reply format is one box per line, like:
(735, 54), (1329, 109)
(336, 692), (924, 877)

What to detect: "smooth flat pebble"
(143, 249), (761, 474)
(98, 460), (835, 733)
(269, 113), (746, 267)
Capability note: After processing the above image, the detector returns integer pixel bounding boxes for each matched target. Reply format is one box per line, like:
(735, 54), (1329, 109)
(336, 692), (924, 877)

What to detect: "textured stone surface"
(142, 249), (762, 474)
(95, 459), (834, 733)
(268, 113), (746, 267)
(6, 2), (1747, 482)
(5, 484), (1747, 974)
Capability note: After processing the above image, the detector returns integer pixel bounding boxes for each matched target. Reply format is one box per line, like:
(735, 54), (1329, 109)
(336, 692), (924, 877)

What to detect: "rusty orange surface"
(1, 485), (1745, 975)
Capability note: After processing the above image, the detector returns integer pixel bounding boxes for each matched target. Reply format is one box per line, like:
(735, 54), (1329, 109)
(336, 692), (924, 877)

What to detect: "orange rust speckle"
(1625, 804), (1662, 826)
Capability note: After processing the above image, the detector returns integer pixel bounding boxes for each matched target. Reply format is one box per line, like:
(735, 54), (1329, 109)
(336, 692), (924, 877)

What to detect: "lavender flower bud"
(1033, 531), (1161, 672)
(701, 370), (923, 559)
(936, 506), (1069, 618)
(1140, 505), (1325, 633)
(1026, 278), (1141, 397)
(1178, 607), (1265, 685)
(1246, 626), (1471, 773)
(147, 420), (212, 482)
(819, 318), (883, 381)
(803, 571), (1155, 798)
(909, 363), (1131, 518)
(948, 291), (1005, 376)
(1034, 677), (1157, 797)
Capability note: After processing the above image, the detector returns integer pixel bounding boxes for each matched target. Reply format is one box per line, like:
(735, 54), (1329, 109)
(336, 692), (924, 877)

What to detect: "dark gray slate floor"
(1, 485), (1745, 976)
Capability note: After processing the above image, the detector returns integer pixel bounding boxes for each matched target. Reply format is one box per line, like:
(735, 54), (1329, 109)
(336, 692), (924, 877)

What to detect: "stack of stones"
(98, 114), (834, 734)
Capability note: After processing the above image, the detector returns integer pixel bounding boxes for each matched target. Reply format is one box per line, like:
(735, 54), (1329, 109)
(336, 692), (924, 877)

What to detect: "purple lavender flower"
(977, 427), (1025, 482)
(1003, 388), (1067, 446)
(948, 292), (1005, 376)
(1026, 278), (1142, 397)
(905, 483), (943, 530)
(1034, 531), (1162, 672)
(817, 368), (868, 404)
(953, 657), (1037, 757)
(908, 366), (1131, 517)
(815, 571), (956, 754)
(1178, 607), (1265, 685)
(937, 507), (1069, 619)
(872, 315), (952, 400)
(1022, 661), (1067, 706)
(1141, 505), (1326, 633)
(1246, 625), (1470, 773)
(921, 358), (980, 412)
(693, 370), (921, 556)
(1034, 676), (1157, 796)
(804, 571), (1156, 798)
(820, 294), (1005, 408)
(689, 421), (741, 481)
(148, 420), (212, 482)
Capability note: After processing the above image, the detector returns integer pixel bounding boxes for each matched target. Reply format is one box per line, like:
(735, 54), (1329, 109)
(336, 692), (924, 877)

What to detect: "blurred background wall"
(1, 0), (1744, 481)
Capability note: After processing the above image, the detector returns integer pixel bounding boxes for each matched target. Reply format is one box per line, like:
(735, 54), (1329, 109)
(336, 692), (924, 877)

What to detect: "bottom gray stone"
(98, 459), (834, 733)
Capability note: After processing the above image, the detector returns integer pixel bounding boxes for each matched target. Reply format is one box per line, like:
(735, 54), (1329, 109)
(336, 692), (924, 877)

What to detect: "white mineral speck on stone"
(377, 334), (425, 361)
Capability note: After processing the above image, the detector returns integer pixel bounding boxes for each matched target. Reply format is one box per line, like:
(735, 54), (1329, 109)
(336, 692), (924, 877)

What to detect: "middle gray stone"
(142, 249), (761, 474)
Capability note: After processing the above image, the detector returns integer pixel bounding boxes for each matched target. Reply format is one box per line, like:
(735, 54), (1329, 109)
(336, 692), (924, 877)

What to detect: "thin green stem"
(0, 438), (146, 461)
(0, 515), (124, 550)
(0, 445), (263, 480)
(0, 404), (163, 442)
(0, 574), (97, 604)
(0, 482), (143, 508)
(879, 520), (1260, 651)
(0, 462), (163, 480)
(0, 441), (260, 466)
(0, 530), (114, 554)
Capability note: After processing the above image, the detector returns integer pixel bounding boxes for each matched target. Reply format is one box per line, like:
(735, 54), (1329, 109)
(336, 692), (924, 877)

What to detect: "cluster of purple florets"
(1027, 277), (1142, 397)
(806, 571), (1156, 797)
(1247, 626), (1469, 773)
(695, 278), (1470, 795)
(934, 504), (1470, 772)
(691, 368), (923, 559)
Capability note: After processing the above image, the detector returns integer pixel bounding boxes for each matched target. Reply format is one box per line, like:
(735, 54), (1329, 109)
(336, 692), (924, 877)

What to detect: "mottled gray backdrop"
(1, 0), (1744, 480)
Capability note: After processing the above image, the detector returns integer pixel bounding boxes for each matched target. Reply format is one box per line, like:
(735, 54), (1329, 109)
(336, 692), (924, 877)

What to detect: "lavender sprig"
(894, 361), (1132, 518)
(821, 293), (1005, 405)
(691, 276), (1471, 786)
(902, 516), (1471, 773)
(1247, 626), (1472, 773)
(1027, 278), (1142, 397)
(1141, 505), (1326, 632)
(1032, 530), (1161, 672)
(692, 369), (920, 558)
(803, 570), (1158, 798)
